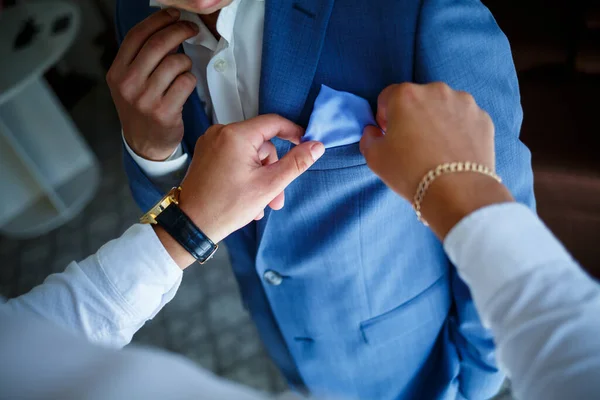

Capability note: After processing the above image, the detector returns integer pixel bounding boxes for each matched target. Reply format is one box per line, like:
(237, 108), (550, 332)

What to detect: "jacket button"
(263, 270), (283, 286)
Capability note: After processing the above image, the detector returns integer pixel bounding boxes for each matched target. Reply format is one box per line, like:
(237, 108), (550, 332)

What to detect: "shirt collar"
(149, 0), (262, 50)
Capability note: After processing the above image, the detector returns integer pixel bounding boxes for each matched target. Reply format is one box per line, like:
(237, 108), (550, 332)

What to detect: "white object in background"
(0, 0), (100, 238)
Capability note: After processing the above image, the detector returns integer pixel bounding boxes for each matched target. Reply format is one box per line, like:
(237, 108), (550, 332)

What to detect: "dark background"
(486, 0), (600, 272)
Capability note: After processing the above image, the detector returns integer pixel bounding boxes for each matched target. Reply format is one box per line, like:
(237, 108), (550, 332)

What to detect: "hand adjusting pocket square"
(302, 85), (377, 149)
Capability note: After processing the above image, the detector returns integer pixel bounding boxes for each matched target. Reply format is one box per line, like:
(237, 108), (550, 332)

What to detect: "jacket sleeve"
(414, 0), (536, 398)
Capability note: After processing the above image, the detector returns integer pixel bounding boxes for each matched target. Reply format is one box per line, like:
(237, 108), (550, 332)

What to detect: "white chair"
(0, 0), (100, 238)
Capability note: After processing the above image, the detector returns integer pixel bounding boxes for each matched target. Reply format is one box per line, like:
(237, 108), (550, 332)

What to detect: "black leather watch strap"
(155, 204), (217, 264)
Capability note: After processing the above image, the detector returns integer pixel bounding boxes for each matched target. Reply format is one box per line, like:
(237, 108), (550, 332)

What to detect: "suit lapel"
(259, 0), (335, 122)
(180, 43), (212, 155)
(257, 0), (335, 230)
(185, 1), (336, 153)
(182, 88), (212, 155)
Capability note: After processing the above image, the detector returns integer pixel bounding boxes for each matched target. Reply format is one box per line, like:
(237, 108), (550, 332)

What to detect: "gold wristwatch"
(140, 187), (218, 264)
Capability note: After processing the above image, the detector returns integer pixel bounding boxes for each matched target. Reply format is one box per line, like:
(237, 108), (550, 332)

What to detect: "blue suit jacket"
(116, 1), (535, 398)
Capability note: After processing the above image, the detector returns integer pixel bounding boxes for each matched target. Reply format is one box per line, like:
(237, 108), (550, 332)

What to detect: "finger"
(375, 83), (422, 131)
(163, 72), (197, 112)
(258, 141), (278, 164)
(374, 84), (402, 131)
(254, 210), (265, 221)
(233, 114), (304, 150)
(268, 191), (285, 211)
(129, 21), (199, 83)
(263, 141), (324, 195)
(360, 125), (386, 172)
(144, 54), (193, 99)
(360, 125), (385, 154)
(116, 9), (181, 68)
(257, 141), (286, 210)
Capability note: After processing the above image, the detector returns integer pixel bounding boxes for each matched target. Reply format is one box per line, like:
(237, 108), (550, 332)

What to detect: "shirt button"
(213, 59), (228, 72)
(263, 270), (283, 286)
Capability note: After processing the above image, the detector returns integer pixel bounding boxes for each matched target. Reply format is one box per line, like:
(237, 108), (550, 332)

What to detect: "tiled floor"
(0, 84), (514, 399)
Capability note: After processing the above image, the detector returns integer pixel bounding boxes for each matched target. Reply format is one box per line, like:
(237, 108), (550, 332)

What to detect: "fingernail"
(184, 20), (199, 32)
(376, 116), (387, 132)
(310, 142), (325, 161)
(166, 8), (180, 18)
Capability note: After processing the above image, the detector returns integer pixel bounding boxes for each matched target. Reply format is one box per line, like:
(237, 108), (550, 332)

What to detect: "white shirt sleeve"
(0, 228), (292, 400)
(0, 312), (269, 400)
(444, 203), (600, 400)
(123, 133), (190, 193)
(1, 224), (183, 348)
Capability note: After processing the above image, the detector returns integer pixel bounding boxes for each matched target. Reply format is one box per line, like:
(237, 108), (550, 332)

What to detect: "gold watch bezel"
(140, 187), (182, 225)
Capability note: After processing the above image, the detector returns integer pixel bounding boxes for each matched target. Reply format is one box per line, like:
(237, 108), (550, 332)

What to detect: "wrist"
(153, 225), (195, 270)
(420, 173), (514, 240)
(178, 189), (228, 244)
(124, 134), (180, 162)
(144, 187), (221, 270)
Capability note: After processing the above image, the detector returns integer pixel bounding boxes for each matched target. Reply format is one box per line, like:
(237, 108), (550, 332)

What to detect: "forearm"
(1, 224), (183, 348)
(445, 204), (600, 400)
(153, 225), (195, 268)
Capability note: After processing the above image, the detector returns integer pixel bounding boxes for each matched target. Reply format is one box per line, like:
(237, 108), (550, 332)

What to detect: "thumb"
(263, 141), (325, 194)
(360, 125), (385, 164)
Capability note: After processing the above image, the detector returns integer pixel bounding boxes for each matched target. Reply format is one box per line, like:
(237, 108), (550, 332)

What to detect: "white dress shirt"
(2, 203), (600, 399)
(124, 0), (265, 185)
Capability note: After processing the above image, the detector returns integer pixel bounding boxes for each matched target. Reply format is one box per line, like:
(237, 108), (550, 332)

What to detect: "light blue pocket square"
(302, 85), (377, 149)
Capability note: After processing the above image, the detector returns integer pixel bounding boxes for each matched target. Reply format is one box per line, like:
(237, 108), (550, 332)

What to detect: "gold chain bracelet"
(413, 162), (502, 226)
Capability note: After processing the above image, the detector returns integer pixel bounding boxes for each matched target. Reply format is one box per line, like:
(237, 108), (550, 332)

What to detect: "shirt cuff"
(122, 132), (189, 179)
(443, 203), (574, 314)
(93, 224), (183, 320)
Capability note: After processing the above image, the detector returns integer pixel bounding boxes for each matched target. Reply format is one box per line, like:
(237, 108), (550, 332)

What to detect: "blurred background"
(0, 0), (598, 398)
